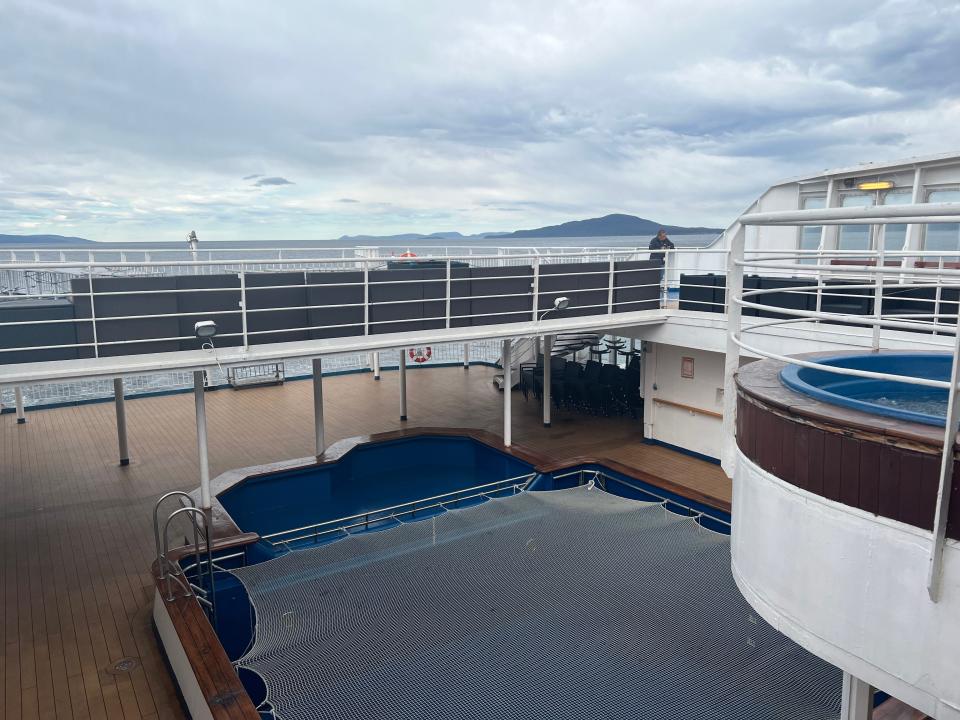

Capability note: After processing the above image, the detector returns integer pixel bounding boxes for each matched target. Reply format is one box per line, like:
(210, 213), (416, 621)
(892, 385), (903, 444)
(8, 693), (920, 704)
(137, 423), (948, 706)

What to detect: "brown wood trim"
(156, 578), (260, 719)
(736, 356), (960, 540)
(537, 454), (731, 513)
(653, 397), (723, 419)
(165, 532), (260, 565)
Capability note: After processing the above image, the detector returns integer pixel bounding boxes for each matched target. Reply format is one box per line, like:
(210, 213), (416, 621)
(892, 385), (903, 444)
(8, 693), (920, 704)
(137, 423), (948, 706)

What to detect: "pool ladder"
(153, 492), (218, 626)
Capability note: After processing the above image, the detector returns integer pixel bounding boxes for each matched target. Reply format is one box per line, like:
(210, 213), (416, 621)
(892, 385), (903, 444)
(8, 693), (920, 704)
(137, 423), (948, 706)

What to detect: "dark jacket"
(648, 236), (675, 263)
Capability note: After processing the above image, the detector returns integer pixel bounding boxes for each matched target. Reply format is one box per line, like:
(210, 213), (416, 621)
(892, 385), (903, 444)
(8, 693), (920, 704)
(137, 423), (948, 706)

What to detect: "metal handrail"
(262, 472), (538, 547)
(157, 505), (218, 627)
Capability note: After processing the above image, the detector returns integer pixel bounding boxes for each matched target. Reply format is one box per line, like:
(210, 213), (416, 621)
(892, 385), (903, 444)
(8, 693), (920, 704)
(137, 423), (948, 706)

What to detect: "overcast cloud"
(1, 0), (958, 241)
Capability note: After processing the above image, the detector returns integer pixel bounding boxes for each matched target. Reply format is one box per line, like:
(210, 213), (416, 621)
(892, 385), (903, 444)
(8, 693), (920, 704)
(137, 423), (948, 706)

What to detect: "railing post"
(239, 266), (249, 350)
(114, 378), (129, 466)
(607, 255), (615, 314)
(363, 263), (370, 336)
(398, 349), (407, 421)
(934, 255), (944, 335)
(88, 267), (99, 358)
(312, 358), (324, 457)
(14, 386), (25, 424)
(463, 342), (470, 368)
(721, 223), (746, 476)
(193, 370), (212, 510)
(502, 338), (512, 447)
(927, 319), (960, 601)
(872, 233), (884, 350)
(531, 257), (540, 321)
(445, 259), (452, 329)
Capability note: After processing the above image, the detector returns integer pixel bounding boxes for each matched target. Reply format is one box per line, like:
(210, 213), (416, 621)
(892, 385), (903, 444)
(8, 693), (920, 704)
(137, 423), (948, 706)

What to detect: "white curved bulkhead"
(731, 449), (960, 720)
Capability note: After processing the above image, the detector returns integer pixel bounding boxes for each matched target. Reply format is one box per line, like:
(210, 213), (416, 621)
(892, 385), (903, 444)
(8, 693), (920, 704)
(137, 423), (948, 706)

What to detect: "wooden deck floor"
(1, 364), (728, 719)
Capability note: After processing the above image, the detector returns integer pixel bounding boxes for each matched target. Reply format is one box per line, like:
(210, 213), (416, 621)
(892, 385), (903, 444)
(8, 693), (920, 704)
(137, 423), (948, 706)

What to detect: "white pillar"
(721, 223), (746, 476)
(373, 351), (381, 380)
(543, 335), (553, 427)
(399, 349), (407, 421)
(502, 339), (512, 446)
(14, 386), (25, 424)
(113, 378), (129, 466)
(312, 358), (324, 457)
(840, 673), (873, 720)
(463, 342), (470, 368)
(193, 370), (212, 510)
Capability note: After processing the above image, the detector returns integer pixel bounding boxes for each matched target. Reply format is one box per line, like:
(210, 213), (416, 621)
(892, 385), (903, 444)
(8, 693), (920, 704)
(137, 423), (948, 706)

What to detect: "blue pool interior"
(779, 352), (950, 426)
(218, 435), (535, 541)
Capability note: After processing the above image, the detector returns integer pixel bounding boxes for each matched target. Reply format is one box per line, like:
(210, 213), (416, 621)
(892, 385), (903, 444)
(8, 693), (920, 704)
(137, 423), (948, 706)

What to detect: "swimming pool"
(218, 435), (537, 548)
(779, 352), (950, 426)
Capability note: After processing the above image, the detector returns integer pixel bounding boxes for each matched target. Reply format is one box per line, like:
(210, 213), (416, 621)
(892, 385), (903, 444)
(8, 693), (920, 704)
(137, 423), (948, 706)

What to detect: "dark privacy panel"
(244, 272), (308, 345)
(0, 298), (78, 363)
(176, 274), (243, 350)
(307, 271), (364, 339)
(71, 276), (181, 357)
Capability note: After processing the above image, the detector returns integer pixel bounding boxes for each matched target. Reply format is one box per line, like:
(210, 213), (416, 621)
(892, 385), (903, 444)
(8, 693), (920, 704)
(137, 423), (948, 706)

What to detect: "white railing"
(0, 244), (651, 296)
(721, 200), (960, 603)
(0, 248), (663, 359)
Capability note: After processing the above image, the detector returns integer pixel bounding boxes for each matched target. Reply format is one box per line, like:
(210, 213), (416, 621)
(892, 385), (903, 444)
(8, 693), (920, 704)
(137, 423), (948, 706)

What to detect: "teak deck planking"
(1, 364), (728, 719)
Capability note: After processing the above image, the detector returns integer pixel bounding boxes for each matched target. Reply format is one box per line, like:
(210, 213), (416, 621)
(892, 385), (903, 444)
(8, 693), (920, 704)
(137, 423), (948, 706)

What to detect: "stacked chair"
(519, 340), (642, 418)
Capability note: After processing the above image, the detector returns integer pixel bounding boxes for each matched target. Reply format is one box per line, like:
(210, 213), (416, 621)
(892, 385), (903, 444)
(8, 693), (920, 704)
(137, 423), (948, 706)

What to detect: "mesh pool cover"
(231, 485), (841, 720)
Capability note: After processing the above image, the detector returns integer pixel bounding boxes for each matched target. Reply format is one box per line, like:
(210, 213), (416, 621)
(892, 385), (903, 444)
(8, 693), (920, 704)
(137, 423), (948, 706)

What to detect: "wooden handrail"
(653, 397), (723, 419)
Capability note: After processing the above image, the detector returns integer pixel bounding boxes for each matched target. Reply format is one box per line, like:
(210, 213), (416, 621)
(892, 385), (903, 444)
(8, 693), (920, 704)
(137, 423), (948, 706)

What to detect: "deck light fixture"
(539, 296), (570, 322)
(194, 320), (218, 339)
(856, 180), (894, 191)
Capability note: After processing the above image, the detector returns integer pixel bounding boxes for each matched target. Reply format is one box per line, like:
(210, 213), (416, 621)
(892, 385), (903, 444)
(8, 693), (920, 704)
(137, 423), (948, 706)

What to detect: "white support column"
(113, 378), (129, 466)
(840, 673), (873, 720)
(502, 338), (512, 446)
(463, 342), (470, 368)
(193, 370), (212, 510)
(14, 386), (25, 424)
(399, 349), (407, 421)
(373, 351), (381, 381)
(721, 223), (747, 476)
(543, 335), (553, 427)
(312, 358), (324, 457)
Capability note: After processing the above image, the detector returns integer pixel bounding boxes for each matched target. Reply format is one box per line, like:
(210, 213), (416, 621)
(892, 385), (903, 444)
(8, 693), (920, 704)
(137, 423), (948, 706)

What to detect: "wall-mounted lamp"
(194, 320), (218, 339)
(856, 180), (894, 191)
(539, 296), (570, 322)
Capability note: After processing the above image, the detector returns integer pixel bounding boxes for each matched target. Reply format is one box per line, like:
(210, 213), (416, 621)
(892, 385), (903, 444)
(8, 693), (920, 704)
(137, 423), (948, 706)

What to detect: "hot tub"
(779, 352), (950, 426)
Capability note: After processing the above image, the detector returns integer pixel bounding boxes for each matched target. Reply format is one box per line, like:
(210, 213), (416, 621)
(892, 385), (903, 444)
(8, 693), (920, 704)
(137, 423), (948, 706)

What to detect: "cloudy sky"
(2, 0), (959, 241)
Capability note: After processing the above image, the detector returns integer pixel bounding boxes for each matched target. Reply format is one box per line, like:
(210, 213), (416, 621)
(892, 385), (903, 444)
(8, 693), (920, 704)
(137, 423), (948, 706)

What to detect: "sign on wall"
(681, 356), (695, 379)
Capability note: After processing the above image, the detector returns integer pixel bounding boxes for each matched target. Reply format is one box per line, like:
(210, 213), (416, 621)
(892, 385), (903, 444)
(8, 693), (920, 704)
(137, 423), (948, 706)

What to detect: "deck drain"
(107, 657), (140, 675)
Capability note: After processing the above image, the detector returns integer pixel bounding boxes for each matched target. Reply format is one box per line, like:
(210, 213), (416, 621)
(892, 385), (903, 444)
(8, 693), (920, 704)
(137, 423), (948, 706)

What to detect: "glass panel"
(799, 195), (825, 263)
(837, 193), (875, 251)
(925, 189), (960, 254)
(881, 189), (912, 252)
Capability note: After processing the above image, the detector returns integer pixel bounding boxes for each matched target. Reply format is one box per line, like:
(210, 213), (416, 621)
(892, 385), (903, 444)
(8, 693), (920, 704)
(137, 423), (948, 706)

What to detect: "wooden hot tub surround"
(735, 354), (960, 540)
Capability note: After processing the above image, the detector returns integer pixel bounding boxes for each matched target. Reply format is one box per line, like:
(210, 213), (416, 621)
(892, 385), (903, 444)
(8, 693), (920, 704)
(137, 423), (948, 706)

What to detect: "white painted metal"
(840, 674), (874, 720)
(87, 267), (99, 358)
(193, 370), (212, 510)
(463, 342), (470, 368)
(239, 269), (249, 349)
(113, 377), (129, 466)
(399, 349), (407, 421)
(531, 258), (541, 321)
(373, 351), (381, 380)
(14, 385), (25, 423)
(543, 334), (553, 427)
(721, 223), (746, 475)
(312, 358), (324, 457)
(502, 338), (512, 446)
(0, 311), (667, 387)
(732, 451), (960, 720)
(741, 201), (960, 226)
(444, 260), (452, 329)
(927, 323), (960, 601)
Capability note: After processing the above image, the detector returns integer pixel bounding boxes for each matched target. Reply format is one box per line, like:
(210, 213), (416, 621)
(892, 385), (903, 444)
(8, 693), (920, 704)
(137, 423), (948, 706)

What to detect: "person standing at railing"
(649, 229), (675, 302)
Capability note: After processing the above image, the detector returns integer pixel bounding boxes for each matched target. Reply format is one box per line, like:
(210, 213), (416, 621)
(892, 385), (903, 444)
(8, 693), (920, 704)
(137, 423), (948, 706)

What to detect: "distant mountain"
(492, 214), (722, 239)
(0, 233), (95, 246)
